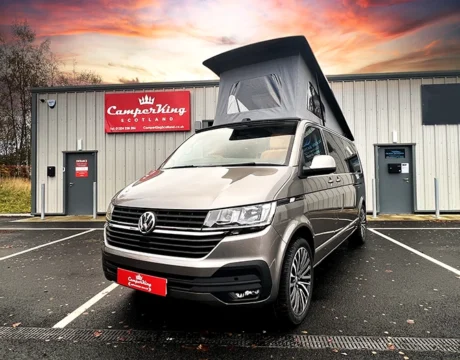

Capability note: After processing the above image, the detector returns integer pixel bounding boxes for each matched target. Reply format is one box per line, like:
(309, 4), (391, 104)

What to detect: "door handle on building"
(403, 178), (409, 183)
(69, 182), (74, 187)
(328, 177), (334, 184)
(336, 177), (341, 182)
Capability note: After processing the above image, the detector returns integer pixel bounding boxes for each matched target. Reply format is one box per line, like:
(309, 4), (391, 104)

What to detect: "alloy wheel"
(289, 247), (312, 316)
(360, 208), (367, 239)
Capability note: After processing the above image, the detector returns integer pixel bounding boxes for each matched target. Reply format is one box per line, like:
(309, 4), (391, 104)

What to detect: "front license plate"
(117, 268), (167, 296)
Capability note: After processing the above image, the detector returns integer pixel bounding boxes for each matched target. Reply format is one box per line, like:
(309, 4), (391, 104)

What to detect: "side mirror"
(301, 155), (336, 177)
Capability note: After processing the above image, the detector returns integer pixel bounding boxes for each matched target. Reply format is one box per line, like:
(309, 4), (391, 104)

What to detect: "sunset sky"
(1, 0), (460, 84)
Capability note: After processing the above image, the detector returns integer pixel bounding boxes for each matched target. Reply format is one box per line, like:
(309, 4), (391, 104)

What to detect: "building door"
(377, 146), (414, 214)
(65, 152), (96, 215)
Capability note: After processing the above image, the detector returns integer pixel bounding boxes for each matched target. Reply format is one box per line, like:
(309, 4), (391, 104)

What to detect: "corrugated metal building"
(31, 70), (460, 215)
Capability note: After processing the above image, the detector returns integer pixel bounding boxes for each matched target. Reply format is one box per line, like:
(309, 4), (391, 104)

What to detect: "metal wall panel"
(36, 85), (219, 213)
(445, 78), (460, 210)
(364, 81), (377, 211)
(421, 78), (436, 210)
(325, 76), (460, 212)
(398, 80), (411, 143)
(56, 93), (68, 213)
(36, 76), (460, 214)
(432, 78), (449, 210)
(410, 79), (425, 210)
(345, 76), (459, 212)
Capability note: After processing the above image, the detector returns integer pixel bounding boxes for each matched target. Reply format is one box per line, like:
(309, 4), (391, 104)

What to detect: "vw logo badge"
(138, 212), (156, 234)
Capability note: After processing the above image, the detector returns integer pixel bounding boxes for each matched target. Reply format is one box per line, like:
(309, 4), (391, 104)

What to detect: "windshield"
(162, 122), (297, 168)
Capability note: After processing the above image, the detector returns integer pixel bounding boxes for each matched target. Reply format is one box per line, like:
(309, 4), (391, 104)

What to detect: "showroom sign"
(104, 91), (191, 133)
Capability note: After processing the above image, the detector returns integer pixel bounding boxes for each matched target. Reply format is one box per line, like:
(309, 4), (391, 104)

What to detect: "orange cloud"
(354, 0), (413, 8)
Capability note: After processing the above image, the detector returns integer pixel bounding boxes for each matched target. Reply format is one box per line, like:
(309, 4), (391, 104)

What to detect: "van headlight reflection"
(106, 202), (114, 221)
(203, 202), (277, 229)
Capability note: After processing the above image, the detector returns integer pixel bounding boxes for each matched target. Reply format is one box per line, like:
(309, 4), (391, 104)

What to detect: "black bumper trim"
(102, 251), (272, 304)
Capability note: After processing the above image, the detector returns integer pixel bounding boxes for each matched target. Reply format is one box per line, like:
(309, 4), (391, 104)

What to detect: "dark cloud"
(108, 62), (151, 75)
(355, 40), (460, 73)
(118, 77), (141, 83)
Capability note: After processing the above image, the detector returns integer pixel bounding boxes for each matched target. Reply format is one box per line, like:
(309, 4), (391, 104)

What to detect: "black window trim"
(322, 128), (352, 175)
(297, 123), (328, 178)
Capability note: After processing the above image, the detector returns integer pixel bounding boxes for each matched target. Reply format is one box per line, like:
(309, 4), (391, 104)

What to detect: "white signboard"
(401, 163), (409, 174)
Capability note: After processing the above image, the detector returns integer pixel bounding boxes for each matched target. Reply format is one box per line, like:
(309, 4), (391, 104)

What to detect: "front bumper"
(102, 224), (283, 306)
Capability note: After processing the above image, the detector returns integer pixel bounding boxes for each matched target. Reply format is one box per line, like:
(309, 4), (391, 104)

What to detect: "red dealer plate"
(117, 268), (167, 296)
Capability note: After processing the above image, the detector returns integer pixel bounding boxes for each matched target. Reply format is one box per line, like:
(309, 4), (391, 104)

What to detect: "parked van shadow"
(122, 240), (366, 334)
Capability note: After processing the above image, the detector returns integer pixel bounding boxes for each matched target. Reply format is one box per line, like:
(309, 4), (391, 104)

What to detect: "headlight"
(106, 202), (114, 221)
(203, 202), (277, 230)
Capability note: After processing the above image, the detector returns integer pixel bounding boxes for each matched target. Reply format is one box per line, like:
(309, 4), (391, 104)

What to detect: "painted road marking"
(0, 229), (96, 261)
(53, 283), (119, 328)
(369, 228), (460, 231)
(0, 228), (103, 231)
(369, 228), (460, 276)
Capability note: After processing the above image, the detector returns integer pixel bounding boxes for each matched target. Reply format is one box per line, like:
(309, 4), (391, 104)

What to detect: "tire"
(349, 205), (367, 247)
(274, 237), (314, 327)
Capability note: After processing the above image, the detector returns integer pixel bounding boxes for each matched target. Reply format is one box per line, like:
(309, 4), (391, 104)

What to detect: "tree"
(0, 21), (102, 166)
(53, 59), (102, 86)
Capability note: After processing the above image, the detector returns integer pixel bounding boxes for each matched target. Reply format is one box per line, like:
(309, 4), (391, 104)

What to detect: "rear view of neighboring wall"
(32, 71), (460, 214)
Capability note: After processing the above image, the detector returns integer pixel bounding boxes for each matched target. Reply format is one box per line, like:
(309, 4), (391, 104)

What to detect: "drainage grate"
(0, 327), (459, 353)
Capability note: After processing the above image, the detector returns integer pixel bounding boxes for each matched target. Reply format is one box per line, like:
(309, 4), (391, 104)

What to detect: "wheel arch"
(278, 221), (316, 267)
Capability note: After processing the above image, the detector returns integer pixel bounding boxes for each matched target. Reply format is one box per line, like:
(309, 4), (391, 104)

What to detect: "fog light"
(233, 289), (260, 299)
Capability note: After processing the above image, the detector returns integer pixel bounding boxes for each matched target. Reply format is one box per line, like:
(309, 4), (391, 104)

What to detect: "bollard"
(372, 178), (377, 218)
(93, 182), (97, 219)
(41, 183), (45, 220)
(434, 178), (440, 219)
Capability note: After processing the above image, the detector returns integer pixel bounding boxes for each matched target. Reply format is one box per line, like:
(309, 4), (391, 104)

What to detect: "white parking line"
(53, 283), (119, 328)
(0, 229), (96, 261)
(369, 228), (460, 230)
(0, 228), (103, 231)
(369, 228), (460, 276)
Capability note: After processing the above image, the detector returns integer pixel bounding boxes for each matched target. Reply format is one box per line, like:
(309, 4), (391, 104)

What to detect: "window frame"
(297, 124), (328, 177)
(226, 74), (283, 115)
(342, 139), (363, 174)
(322, 129), (349, 175)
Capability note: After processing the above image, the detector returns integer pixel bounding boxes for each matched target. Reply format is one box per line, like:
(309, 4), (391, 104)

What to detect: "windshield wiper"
(220, 162), (283, 167)
(165, 165), (198, 169)
(166, 163), (284, 169)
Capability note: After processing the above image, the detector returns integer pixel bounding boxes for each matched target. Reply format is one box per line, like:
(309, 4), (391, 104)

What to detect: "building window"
(227, 74), (282, 114)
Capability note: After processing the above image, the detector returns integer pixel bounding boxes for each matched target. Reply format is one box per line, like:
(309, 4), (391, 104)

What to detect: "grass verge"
(0, 177), (31, 213)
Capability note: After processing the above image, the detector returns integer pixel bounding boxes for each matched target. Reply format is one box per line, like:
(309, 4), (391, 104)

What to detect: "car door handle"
(328, 177), (334, 184)
(336, 177), (341, 182)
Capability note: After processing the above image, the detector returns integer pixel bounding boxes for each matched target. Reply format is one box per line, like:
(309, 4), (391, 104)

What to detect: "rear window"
(227, 74), (282, 114)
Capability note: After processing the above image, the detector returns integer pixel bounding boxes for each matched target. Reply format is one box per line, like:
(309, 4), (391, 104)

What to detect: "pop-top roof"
(203, 36), (354, 140)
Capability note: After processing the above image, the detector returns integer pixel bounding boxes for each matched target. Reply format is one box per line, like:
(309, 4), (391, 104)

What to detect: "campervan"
(102, 36), (366, 326)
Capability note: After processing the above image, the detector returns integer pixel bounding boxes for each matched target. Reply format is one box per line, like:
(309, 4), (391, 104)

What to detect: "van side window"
(342, 140), (362, 173)
(323, 131), (347, 173)
(302, 127), (326, 168)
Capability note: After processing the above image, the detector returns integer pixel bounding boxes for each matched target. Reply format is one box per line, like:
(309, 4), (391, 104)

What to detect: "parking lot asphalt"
(376, 229), (460, 270)
(0, 230), (106, 328)
(0, 229), (84, 258)
(1, 219), (459, 359)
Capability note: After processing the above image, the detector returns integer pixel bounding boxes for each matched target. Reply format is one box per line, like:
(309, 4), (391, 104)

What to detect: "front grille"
(106, 225), (224, 258)
(111, 206), (208, 230)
